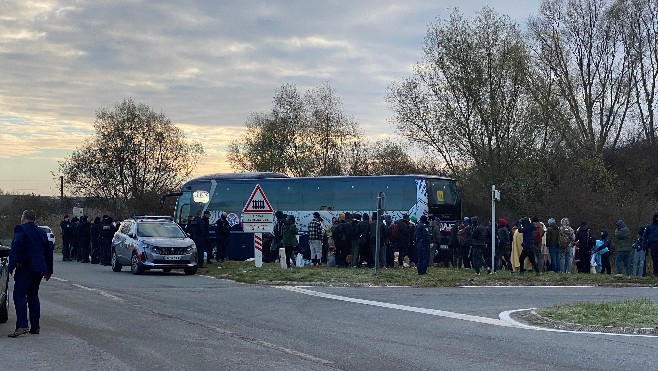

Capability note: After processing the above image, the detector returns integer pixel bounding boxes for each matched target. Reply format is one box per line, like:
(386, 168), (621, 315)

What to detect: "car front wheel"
(131, 252), (144, 275)
(184, 267), (197, 275)
(111, 251), (122, 272)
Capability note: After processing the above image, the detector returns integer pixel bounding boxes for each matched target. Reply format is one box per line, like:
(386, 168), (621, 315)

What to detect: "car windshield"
(39, 226), (52, 233)
(136, 223), (186, 238)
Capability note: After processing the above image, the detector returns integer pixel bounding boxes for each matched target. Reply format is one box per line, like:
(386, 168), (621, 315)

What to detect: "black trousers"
(519, 244), (538, 273)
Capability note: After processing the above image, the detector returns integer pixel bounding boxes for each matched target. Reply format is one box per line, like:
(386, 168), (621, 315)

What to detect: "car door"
(116, 222), (132, 263)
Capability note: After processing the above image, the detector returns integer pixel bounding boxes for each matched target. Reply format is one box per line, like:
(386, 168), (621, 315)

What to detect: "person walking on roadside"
(643, 213), (658, 276)
(614, 220), (632, 277)
(308, 212), (324, 266)
(60, 215), (73, 261)
(7, 210), (54, 337)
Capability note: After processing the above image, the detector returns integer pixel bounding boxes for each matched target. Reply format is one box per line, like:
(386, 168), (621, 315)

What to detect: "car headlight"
(142, 242), (162, 254)
(185, 244), (195, 253)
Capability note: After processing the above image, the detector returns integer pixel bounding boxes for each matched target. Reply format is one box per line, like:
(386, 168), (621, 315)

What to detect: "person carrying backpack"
(558, 218), (575, 273)
(545, 218), (560, 273)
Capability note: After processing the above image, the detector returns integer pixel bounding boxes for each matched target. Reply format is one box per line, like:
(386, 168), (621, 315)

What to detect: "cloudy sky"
(0, 0), (541, 195)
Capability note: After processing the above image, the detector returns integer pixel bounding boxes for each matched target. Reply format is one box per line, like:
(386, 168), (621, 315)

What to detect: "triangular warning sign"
(242, 184), (274, 213)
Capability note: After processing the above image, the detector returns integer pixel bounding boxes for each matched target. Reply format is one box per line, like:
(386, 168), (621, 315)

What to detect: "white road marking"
(51, 277), (68, 282)
(276, 286), (511, 327)
(72, 283), (124, 303)
(499, 309), (658, 338)
(461, 285), (595, 288)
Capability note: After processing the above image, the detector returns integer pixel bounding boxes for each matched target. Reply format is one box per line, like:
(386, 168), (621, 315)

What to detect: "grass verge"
(536, 298), (658, 328)
(196, 261), (658, 287)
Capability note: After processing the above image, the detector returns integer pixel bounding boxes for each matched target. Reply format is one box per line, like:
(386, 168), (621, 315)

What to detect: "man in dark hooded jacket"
(575, 221), (594, 273)
(76, 216), (92, 263)
(518, 217), (539, 276)
(643, 213), (658, 276)
(90, 217), (102, 264)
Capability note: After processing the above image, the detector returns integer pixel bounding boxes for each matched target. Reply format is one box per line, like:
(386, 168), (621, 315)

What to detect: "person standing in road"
(99, 215), (114, 266)
(90, 216), (102, 264)
(7, 210), (53, 338)
(308, 212), (324, 266)
(60, 215), (73, 261)
(76, 216), (91, 263)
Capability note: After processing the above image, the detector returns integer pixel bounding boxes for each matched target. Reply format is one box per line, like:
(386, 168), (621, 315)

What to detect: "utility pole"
(374, 192), (385, 274)
(491, 185), (500, 272)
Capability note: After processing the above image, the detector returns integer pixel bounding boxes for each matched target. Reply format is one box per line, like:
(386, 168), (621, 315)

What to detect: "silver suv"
(111, 216), (198, 275)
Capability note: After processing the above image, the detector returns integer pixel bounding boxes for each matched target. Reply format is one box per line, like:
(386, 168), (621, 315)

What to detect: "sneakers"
(8, 328), (29, 338)
(29, 328), (40, 334)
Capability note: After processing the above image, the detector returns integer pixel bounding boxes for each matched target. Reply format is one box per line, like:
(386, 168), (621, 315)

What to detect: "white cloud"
(0, 0), (543, 195)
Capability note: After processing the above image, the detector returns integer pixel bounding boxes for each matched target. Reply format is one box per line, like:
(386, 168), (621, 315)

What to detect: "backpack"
(533, 225), (543, 245)
(389, 223), (399, 240)
(558, 228), (569, 250)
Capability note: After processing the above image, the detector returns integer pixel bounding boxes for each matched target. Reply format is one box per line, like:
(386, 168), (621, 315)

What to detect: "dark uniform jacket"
(9, 222), (53, 275)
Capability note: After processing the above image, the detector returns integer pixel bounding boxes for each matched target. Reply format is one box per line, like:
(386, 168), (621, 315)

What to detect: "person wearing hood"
(631, 227), (647, 276)
(575, 221), (593, 273)
(642, 213), (658, 276)
(558, 218), (575, 273)
(76, 215), (92, 263)
(90, 216), (102, 264)
(469, 217), (489, 275)
(614, 220), (632, 277)
(545, 218), (560, 273)
(414, 215), (431, 275)
(597, 228), (611, 274)
(282, 215), (298, 268)
(518, 217), (540, 275)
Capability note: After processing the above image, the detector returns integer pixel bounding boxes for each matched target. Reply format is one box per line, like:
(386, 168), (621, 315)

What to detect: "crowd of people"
(268, 210), (658, 278)
(59, 214), (117, 265)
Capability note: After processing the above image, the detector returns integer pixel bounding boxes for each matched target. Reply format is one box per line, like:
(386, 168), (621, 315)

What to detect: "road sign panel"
(242, 213), (273, 223)
(243, 184), (273, 213)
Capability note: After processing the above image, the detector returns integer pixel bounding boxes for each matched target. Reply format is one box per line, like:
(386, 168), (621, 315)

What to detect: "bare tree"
(59, 98), (203, 211)
(611, 0), (658, 144)
(529, 0), (634, 155)
(388, 7), (548, 206)
(229, 82), (361, 177)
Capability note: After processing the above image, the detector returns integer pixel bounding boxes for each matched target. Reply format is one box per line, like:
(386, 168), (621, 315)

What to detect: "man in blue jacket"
(643, 213), (658, 276)
(7, 210), (54, 338)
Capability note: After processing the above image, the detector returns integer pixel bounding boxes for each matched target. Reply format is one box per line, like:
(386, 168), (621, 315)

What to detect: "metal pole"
(491, 185), (496, 273)
(374, 192), (383, 274)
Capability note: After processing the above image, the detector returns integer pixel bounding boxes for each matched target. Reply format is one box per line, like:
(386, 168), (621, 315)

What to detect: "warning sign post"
(242, 184), (274, 267)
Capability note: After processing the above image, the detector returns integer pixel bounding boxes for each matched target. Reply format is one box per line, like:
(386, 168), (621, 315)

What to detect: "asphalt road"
(1, 257), (657, 371)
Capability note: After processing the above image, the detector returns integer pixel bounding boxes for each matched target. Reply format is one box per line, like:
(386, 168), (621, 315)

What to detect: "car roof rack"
(130, 215), (174, 222)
